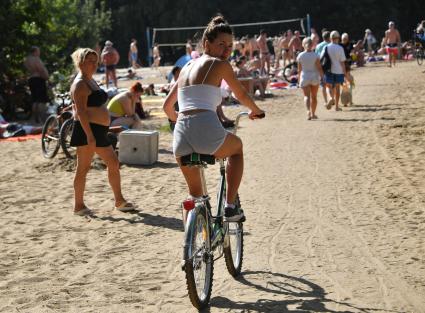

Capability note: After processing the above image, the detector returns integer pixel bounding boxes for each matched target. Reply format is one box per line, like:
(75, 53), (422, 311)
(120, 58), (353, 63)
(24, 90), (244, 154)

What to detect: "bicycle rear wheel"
(183, 207), (214, 309)
(60, 118), (76, 159)
(417, 49), (424, 65)
(223, 195), (244, 277)
(41, 115), (60, 158)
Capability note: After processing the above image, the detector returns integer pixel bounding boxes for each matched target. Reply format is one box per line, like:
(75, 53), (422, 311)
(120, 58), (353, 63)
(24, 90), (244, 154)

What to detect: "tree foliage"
(1, 0), (423, 79)
(0, 0), (111, 80)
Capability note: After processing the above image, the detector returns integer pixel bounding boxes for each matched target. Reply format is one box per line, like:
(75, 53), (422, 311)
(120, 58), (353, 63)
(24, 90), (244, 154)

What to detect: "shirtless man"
(152, 43), (161, 68)
(289, 30), (303, 61)
(129, 38), (140, 69)
(257, 29), (270, 75)
(311, 28), (320, 49)
(24, 46), (49, 123)
(281, 30), (293, 67)
(249, 35), (260, 60)
(384, 21), (401, 67)
(273, 33), (284, 70)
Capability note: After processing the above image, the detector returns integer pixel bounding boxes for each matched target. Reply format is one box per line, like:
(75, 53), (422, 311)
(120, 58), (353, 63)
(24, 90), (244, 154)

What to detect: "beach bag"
(341, 84), (352, 106)
(320, 46), (331, 73)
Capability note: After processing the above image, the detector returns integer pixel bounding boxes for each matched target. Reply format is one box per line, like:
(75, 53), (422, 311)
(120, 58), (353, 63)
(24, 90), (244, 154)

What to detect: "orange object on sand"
(0, 134), (42, 143)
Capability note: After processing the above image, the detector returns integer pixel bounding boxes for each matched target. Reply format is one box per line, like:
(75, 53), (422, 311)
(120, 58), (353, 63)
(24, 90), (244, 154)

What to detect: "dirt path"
(1, 61), (424, 313)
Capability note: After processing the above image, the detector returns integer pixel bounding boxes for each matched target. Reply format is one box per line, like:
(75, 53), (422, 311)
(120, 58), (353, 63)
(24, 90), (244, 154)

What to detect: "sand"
(1, 61), (424, 312)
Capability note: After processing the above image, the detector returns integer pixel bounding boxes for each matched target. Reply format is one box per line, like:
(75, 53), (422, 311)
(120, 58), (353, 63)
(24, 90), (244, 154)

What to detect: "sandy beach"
(1, 61), (424, 312)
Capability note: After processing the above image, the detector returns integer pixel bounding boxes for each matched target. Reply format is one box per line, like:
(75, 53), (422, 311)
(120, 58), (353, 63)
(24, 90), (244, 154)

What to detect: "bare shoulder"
(71, 79), (89, 96)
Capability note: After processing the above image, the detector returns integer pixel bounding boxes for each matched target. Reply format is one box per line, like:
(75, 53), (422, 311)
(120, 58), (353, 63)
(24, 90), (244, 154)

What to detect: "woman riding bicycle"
(163, 15), (264, 223)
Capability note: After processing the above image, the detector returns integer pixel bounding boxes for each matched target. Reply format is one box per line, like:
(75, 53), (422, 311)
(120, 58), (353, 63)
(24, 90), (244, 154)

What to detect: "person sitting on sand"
(107, 81), (144, 130)
(234, 56), (266, 98)
(69, 47), (134, 215)
(0, 114), (42, 138)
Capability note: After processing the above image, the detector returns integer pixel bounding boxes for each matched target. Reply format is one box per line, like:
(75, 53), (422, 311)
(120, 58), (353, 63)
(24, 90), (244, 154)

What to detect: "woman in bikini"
(69, 48), (134, 215)
(163, 15), (264, 223)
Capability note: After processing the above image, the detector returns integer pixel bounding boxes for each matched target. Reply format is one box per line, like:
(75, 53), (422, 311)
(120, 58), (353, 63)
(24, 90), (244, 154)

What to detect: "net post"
(147, 27), (152, 67)
(307, 14), (311, 36)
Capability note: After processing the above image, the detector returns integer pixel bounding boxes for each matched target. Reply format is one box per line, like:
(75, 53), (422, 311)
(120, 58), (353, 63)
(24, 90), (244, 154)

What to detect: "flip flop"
(74, 206), (93, 216)
(326, 99), (335, 110)
(115, 201), (136, 212)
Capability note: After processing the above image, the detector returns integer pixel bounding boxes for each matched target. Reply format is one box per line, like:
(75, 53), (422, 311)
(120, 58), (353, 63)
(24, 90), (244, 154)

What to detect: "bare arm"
(297, 61), (302, 85)
(36, 59), (49, 80)
(163, 83), (178, 122)
(220, 61), (264, 118)
(72, 81), (95, 146)
(315, 58), (324, 79)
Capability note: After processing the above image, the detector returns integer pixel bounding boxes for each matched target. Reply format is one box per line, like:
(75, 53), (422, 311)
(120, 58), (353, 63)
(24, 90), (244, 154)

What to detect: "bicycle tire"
(417, 49), (424, 65)
(60, 118), (76, 159)
(183, 206), (214, 309)
(223, 194), (244, 277)
(283, 61), (298, 83)
(41, 115), (60, 158)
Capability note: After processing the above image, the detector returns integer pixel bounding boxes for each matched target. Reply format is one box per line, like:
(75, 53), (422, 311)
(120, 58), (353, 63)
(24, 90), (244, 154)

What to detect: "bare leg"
(214, 133), (243, 205)
(335, 84), (341, 109)
(111, 69), (118, 87)
(105, 70), (110, 88)
(302, 85), (311, 118)
(96, 146), (126, 207)
(74, 146), (95, 212)
(310, 84), (319, 116)
(321, 83), (328, 104)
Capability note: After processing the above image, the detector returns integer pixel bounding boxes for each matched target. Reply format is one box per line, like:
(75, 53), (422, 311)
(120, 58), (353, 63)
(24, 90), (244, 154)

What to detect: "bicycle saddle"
(180, 153), (216, 166)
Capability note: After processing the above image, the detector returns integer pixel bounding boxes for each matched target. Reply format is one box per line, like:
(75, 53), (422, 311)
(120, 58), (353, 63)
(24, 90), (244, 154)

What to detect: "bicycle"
(180, 111), (265, 309)
(41, 93), (73, 158)
(413, 31), (425, 65)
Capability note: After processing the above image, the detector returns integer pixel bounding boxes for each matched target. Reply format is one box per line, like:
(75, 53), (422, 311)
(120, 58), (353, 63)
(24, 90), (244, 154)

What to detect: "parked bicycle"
(413, 32), (425, 66)
(41, 93), (74, 159)
(180, 111), (265, 309)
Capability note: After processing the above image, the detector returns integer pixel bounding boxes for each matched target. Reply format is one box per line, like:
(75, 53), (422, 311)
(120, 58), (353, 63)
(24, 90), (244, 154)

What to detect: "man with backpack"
(315, 31), (331, 108)
(321, 31), (347, 111)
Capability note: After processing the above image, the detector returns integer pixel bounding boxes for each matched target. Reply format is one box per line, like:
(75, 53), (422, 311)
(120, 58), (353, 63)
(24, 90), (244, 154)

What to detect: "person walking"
(322, 31), (347, 111)
(297, 37), (323, 120)
(315, 31), (331, 108)
(69, 48), (134, 215)
(384, 21), (401, 67)
(257, 30), (271, 75)
(163, 15), (264, 223)
(363, 29), (377, 57)
(101, 40), (120, 88)
(23, 46), (49, 123)
(129, 38), (141, 69)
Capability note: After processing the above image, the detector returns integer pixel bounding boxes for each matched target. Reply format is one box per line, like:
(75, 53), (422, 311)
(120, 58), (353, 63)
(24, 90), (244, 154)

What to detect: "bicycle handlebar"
(233, 111), (266, 135)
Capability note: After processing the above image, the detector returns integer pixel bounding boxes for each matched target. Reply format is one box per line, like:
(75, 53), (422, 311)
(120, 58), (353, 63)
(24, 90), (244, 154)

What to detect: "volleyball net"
(146, 15), (311, 64)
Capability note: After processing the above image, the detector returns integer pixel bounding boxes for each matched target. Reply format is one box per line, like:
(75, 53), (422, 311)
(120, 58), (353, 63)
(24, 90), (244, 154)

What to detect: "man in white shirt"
(322, 30), (347, 111)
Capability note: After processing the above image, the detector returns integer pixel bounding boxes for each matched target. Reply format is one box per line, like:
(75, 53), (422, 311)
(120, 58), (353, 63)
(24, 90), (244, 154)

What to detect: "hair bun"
(211, 15), (226, 25)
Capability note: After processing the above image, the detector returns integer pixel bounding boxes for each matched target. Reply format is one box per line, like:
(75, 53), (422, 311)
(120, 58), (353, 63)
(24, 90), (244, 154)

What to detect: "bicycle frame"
(183, 112), (249, 259)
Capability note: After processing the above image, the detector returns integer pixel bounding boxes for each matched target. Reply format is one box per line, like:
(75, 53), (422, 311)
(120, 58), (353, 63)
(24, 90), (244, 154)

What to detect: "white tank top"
(177, 59), (222, 112)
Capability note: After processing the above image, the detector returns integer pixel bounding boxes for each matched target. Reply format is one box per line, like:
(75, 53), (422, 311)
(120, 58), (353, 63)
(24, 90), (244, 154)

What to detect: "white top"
(177, 58), (222, 113)
(297, 51), (320, 81)
(323, 43), (346, 74)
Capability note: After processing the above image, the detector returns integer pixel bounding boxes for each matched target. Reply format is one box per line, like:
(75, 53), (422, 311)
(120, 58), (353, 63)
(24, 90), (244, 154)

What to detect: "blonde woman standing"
(297, 37), (324, 120)
(69, 48), (134, 215)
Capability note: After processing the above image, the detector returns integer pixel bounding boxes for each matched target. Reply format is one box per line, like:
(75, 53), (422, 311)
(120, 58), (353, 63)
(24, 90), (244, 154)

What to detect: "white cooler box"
(118, 130), (159, 165)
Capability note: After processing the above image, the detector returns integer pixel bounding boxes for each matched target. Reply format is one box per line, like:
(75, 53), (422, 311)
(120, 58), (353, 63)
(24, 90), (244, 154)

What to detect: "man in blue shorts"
(322, 31), (347, 111)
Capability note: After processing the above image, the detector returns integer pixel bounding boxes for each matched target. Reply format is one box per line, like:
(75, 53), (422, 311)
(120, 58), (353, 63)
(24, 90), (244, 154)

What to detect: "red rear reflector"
(182, 199), (195, 211)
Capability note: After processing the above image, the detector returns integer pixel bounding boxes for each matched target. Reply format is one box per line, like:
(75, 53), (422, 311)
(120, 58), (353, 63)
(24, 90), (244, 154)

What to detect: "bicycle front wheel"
(41, 115), (60, 158)
(223, 195), (244, 277)
(183, 206), (214, 309)
(60, 118), (76, 159)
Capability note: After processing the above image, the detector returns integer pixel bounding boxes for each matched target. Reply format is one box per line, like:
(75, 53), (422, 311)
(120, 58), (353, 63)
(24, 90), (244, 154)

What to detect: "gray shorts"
(173, 110), (228, 157)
